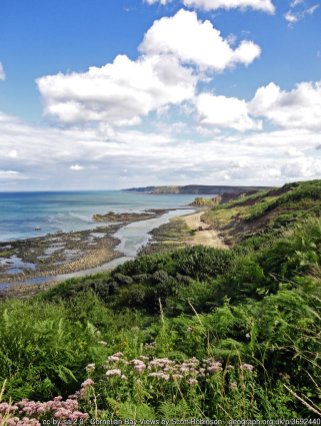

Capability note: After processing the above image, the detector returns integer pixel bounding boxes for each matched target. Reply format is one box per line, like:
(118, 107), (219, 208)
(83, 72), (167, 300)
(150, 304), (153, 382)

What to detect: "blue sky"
(0, 0), (321, 190)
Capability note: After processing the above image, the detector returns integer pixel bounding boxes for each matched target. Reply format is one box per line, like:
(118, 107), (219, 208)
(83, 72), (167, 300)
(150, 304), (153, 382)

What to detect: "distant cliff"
(190, 192), (248, 207)
(125, 185), (271, 195)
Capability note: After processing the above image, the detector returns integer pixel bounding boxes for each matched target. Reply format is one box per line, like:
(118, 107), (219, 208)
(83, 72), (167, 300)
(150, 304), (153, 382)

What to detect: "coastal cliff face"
(125, 184), (271, 195)
(190, 192), (249, 207)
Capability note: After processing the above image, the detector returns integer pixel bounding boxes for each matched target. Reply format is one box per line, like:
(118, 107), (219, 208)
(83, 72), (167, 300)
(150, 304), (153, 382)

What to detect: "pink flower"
(108, 355), (120, 362)
(106, 368), (122, 377)
(241, 363), (254, 373)
(81, 379), (94, 388)
(208, 362), (223, 373)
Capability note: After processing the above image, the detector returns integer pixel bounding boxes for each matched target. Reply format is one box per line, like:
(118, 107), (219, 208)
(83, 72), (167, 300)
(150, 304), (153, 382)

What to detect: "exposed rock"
(93, 211), (153, 223)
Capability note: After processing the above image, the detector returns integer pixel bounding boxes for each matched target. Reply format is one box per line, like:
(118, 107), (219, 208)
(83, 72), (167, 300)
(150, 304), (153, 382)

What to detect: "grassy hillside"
(1, 180), (321, 422)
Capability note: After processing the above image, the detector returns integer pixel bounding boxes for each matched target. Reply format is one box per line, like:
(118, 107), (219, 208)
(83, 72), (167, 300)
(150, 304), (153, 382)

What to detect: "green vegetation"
(1, 180), (321, 422)
(139, 217), (193, 255)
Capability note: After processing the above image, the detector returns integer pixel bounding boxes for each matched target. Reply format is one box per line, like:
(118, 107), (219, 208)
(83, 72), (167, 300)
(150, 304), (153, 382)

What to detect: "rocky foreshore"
(93, 209), (169, 223)
(0, 225), (122, 285)
(0, 208), (172, 288)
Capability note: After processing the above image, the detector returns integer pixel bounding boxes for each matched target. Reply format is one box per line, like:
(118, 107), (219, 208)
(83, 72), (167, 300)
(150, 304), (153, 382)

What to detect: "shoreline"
(0, 206), (229, 297)
(0, 209), (172, 286)
(0, 208), (192, 294)
(140, 209), (229, 255)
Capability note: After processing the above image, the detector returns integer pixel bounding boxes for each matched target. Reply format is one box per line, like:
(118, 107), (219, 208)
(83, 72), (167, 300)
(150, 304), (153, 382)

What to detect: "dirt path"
(183, 212), (228, 249)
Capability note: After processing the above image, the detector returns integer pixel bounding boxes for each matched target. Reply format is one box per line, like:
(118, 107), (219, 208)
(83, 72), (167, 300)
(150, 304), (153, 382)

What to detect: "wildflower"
(85, 363), (95, 373)
(148, 372), (169, 380)
(121, 374), (128, 380)
(106, 369), (122, 377)
(241, 363), (254, 373)
(172, 374), (183, 380)
(113, 352), (123, 357)
(108, 355), (120, 362)
(81, 379), (94, 388)
(187, 378), (198, 386)
(134, 364), (146, 374)
(149, 372), (163, 378)
(208, 362), (223, 373)
(229, 382), (238, 390)
(98, 340), (107, 345)
(0, 402), (18, 413)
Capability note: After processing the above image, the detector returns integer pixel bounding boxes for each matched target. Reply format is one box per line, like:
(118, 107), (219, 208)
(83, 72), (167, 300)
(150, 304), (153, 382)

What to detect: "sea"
(0, 190), (199, 242)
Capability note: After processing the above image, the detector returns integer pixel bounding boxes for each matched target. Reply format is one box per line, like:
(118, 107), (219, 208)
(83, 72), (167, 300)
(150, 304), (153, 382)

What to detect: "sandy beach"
(182, 212), (228, 249)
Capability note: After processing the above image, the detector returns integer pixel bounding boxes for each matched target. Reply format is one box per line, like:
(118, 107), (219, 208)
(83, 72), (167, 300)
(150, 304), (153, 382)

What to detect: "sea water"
(0, 190), (200, 242)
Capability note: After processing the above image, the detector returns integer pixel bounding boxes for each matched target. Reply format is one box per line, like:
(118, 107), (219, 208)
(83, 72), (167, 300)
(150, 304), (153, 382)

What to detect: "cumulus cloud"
(196, 92), (261, 131)
(37, 53), (196, 125)
(145, 0), (275, 13)
(140, 9), (261, 71)
(249, 81), (321, 130)
(37, 10), (261, 126)
(0, 63), (5, 81)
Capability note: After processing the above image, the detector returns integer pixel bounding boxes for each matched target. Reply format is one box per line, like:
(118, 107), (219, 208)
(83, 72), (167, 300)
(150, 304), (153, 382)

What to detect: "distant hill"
(124, 184), (272, 195)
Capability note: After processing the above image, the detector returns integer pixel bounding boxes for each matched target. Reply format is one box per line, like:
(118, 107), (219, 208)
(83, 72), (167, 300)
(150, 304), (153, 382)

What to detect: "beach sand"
(182, 212), (229, 249)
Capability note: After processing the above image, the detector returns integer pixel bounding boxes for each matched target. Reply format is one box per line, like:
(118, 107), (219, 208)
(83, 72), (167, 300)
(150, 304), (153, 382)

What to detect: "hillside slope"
(0, 180), (321, 421)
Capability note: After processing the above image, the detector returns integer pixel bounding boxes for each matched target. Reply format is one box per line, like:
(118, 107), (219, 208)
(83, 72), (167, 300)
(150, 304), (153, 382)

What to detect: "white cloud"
(70, 164), (84, 171)
(2, 108), (321, 190)
(281, 157), (315, 178)
(145, 0), (275, 12)
(4, 150), (18, 159)
(37, 10), (261, 126)
(182, 0), (275, 13)
(0, 170), (24, 180)
(285, 1), (319, 24)
(0, 63), (5, 81)
(249, 81), (321, 130)
(37, 53), (196, 125)
(196, 92), (261, 131)
(284, 11), (299, 22)
(140, 9), (261, 71)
